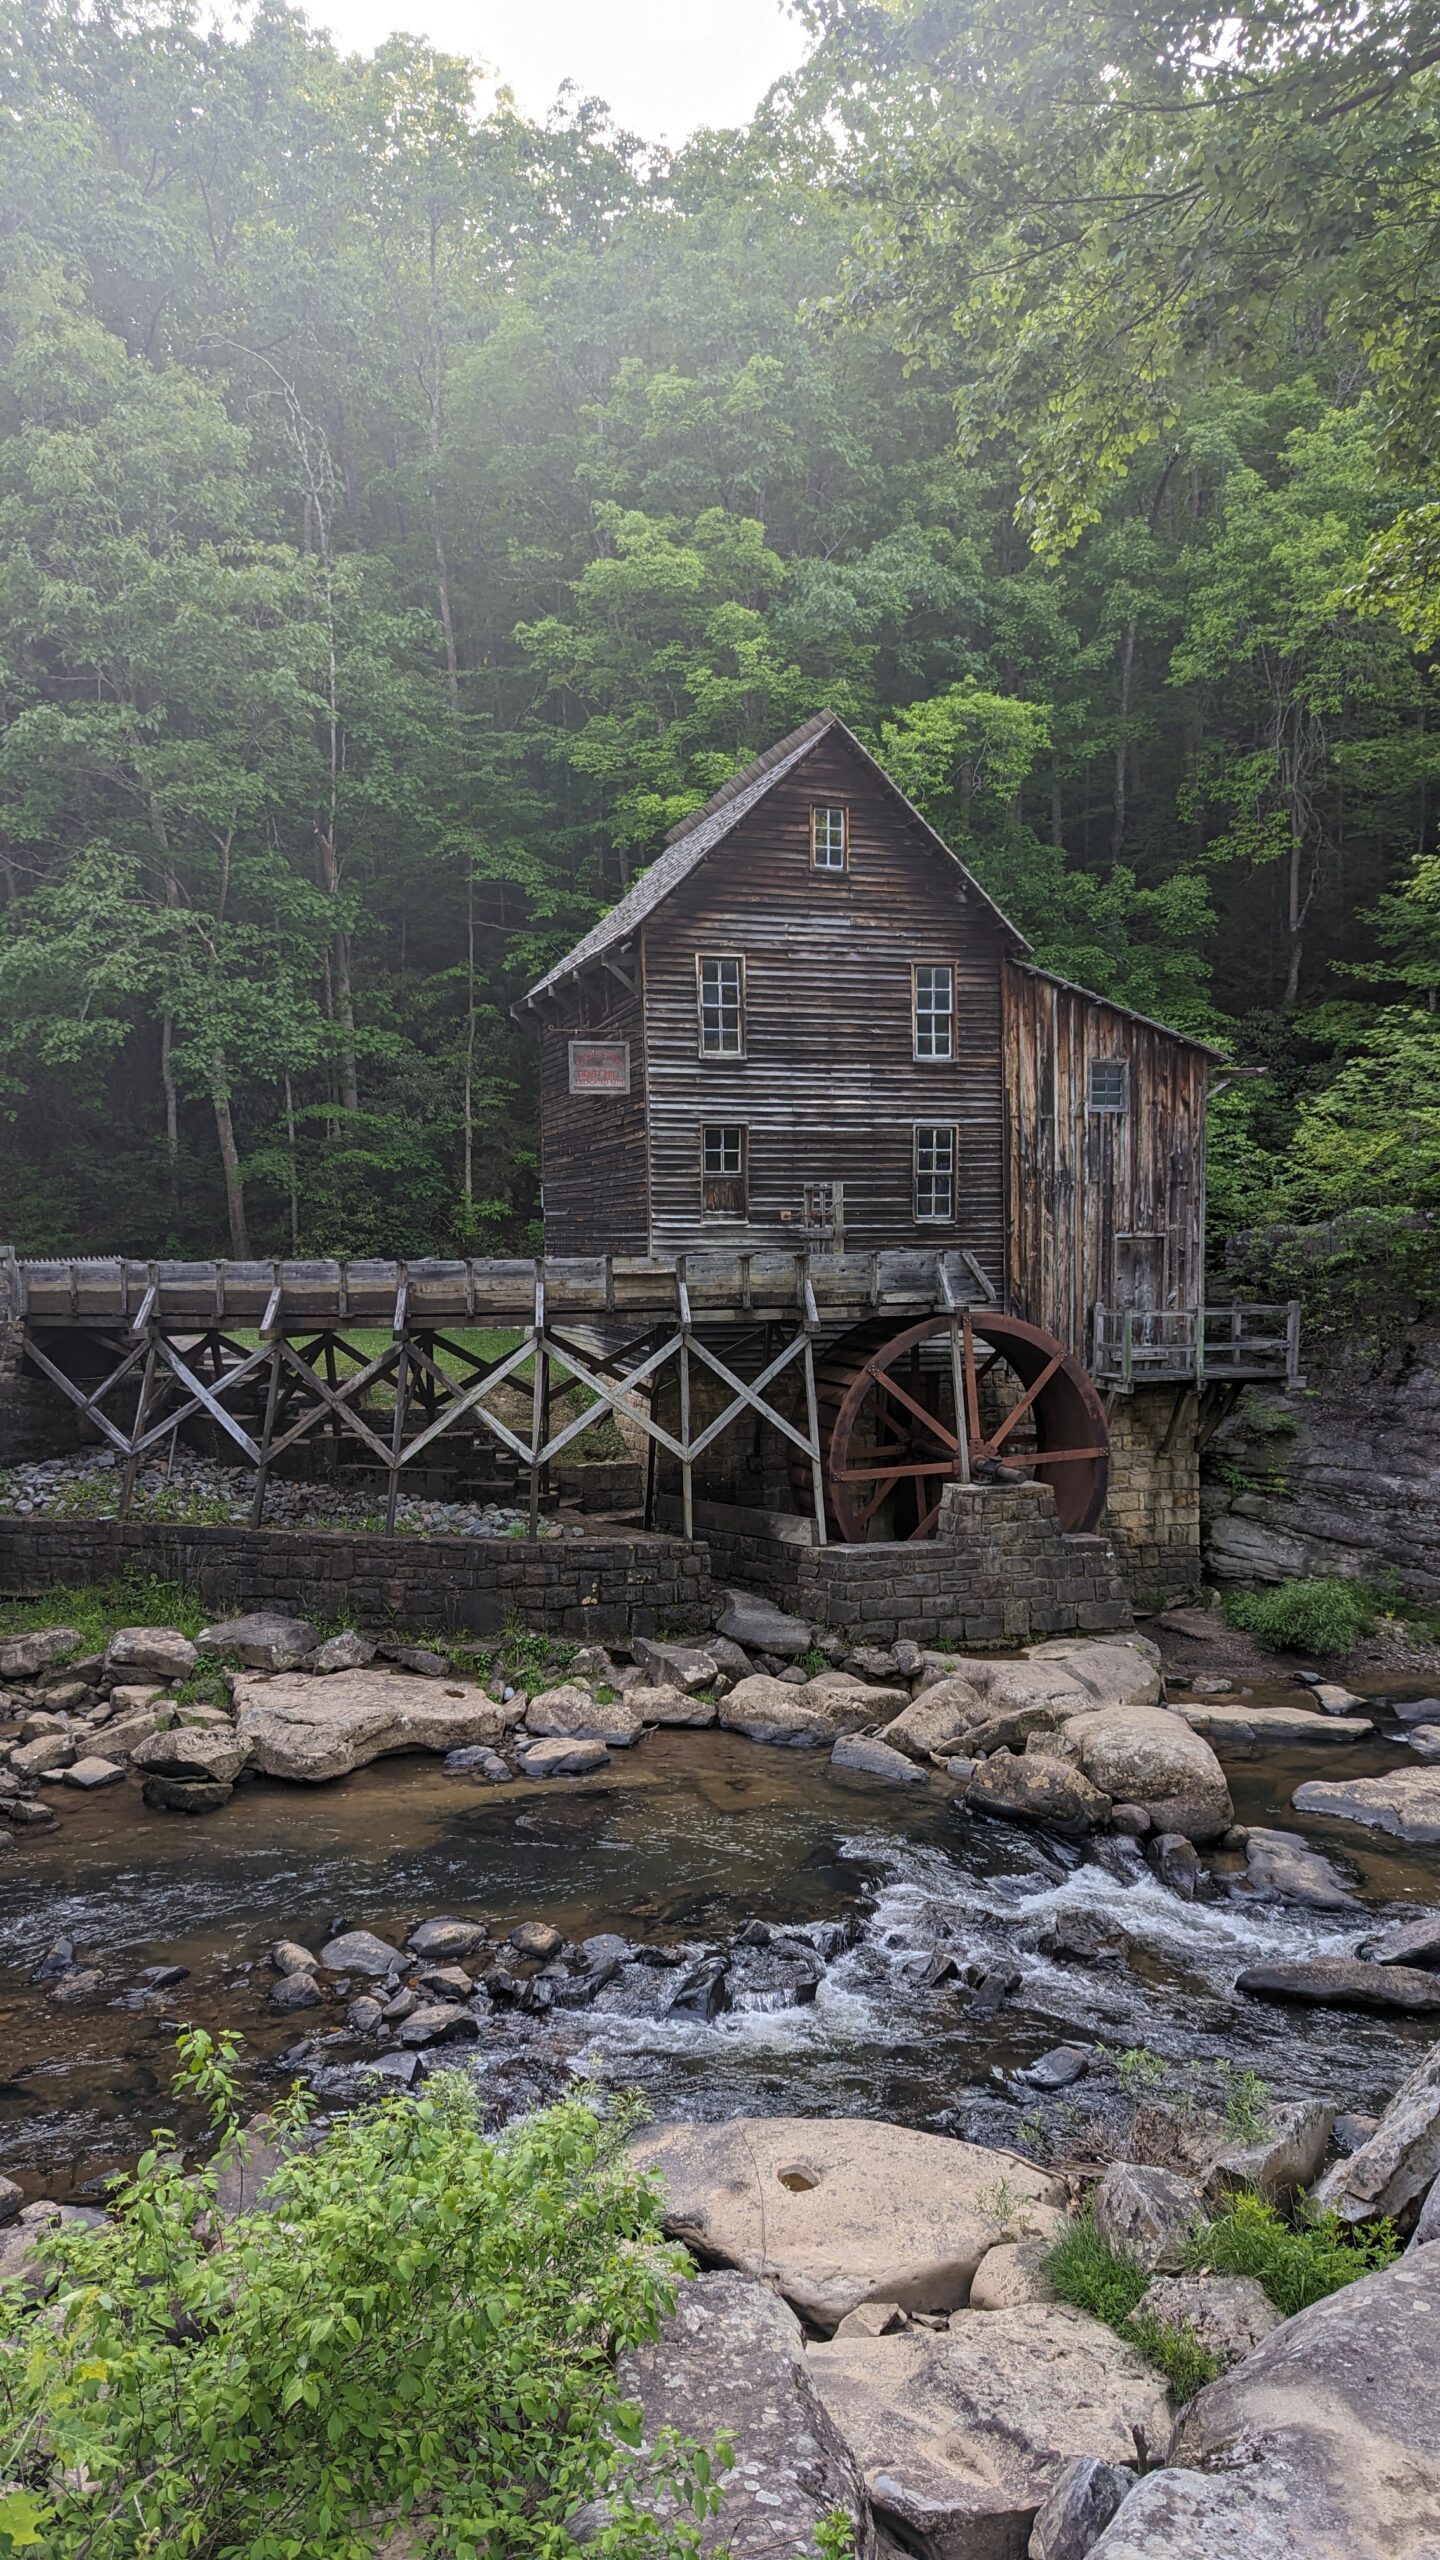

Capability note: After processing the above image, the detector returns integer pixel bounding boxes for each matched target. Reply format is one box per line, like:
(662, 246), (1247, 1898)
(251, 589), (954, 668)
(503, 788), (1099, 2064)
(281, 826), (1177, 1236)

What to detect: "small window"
(914, 1125), (956, 1222)
(811, 805), (849, 871)
(698, 954), (744, 1056)
(1088, 1058), (1129, 1113)
(702, 1124), (748, 1218)
(913, 963), (954, 1061)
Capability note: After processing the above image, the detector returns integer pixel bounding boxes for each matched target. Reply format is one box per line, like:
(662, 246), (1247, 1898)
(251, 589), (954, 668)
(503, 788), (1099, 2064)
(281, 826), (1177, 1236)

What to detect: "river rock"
(270, 1970), (321, 2011)
(808, 2308), (1170, 2560)
(1093, 2164), (1201, 2273)
(272, 1939), (319, 1974)
(712, 1589), (811, 1658)
(1293, 1766), (1440, 1842)
(630, 1638), (717, 1692)
(197, 1612), (320, 1670)
(1313, 2039), (1440, 2220)
(1239, 1826), (1359, 1909)
(9, 1732), (74, 1779)
(1363, 1912), (1440, 1967)
(1175, 1700), (1369, 1744)
(831, 1733), (927, 1785)
(1029, 2457), (1133, 2560)
(100, 1704), (175, 1758)
(1025, 2045), (1091, 2091)
(967, 1749), (1111, 1834)
(1090, 2251), (1440, 2558)
(719, 1676), (840, 1748)
(1062, 1704), (1231, 1842)
(319, 1929), (404, 1975)
(131, 1727), (252, 1784)
(628, 2116), (1062, 2328)
(60, 1754), (124, 1789)
(1204, 2097), (1333, 2204)
(810, 1674), (910, 1720)
(0, 2176), (21, 2226)
(307, 1631), (376, 1674)
(515, 1735), (609, 1776)
(968, 2238), (1055, 2309)
(0, 1627), (80, 1678)
(142, 1774), (233, 1813)
(524, 1684), (642, 1746)
(623, 1682), (715, 1727)
(233, 1668), (505, 1781)
(104, 1626), (198, 1680)
(407, 1917), (487, 1958)
(879, 1675), (987, 1758)
(396, 2002), (480, 2047)
(1237, 1957), (1440, 2011)
(1407, 1724), (1440, 1760)
(1409, 2177), (1440, 2249)
(612, 2269), (874, 2560)
(443, 1744), (510, 1780)
(384, 1646), (448, 1677)
(1314, 1680), (1366, 1713)
(510, 1919), (563, 1958)
(1137, 2273), (1281, 2371)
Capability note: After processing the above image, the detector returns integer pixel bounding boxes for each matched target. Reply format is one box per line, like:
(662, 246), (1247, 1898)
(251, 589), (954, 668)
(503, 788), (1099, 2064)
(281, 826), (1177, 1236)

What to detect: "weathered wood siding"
(537, 985), (649, 1254)
(638, 731), (1012, 1277)
(1002, 962), (1208, 1359)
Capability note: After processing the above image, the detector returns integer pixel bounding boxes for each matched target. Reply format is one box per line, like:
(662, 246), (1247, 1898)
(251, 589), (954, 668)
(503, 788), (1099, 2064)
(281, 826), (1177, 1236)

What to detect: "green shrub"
(1046, 2210), (1149, 2330)
(0, 1575), (208, 1652)
(1124, 2312), (1221, 2399)
(1223, 1576), (1380, 1656)
(0, 2032), (727, 2559)
(1182, 2192), (1400, 2318)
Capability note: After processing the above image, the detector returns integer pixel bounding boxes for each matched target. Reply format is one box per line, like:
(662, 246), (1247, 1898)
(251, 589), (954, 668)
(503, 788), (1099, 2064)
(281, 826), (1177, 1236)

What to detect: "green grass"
(1045, 2193), (1401, 2400)
(0, 1576), (212, 1651)
(1224, 1576), (1382, 1657)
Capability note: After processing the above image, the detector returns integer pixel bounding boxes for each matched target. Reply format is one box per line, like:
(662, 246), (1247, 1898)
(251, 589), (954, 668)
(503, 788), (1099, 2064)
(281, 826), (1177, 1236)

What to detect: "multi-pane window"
(811, 805), (848, 871)
(698, 954), (744, 1056)
(702, 1125), (747, 1218)
(1088, 1058), (1129, 1113)
(913, 963), (954, 1060)
(914, 1125), (956, 1222)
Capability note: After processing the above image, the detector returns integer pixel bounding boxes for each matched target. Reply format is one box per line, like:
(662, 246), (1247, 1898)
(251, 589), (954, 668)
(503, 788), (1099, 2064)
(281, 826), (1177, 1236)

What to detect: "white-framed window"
(914, 1124), (956, 1222)
(913, 963), (954, 1060)
(697, 954), (744, 1056)
(811, 804), (849, 871)
(702, 1124), (748, 1217)
(1088, 1057), (1129, 1113)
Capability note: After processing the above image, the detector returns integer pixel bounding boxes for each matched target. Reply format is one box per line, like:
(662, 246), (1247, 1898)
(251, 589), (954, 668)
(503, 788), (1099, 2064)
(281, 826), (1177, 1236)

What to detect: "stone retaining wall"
(0, 1517), (712, 1643)
(1104, 1386), (1202, 1604)
(688, 1480), (1133, 1647)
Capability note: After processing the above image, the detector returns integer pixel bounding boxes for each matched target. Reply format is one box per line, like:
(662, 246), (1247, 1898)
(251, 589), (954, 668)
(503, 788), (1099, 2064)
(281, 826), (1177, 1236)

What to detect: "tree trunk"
(462, 868), (476, 1210)
(1112, 616), (1137, 864)
(211, 1072), (250, 1258)
(160, 1012), (181, 1220)
(284, 1072), (301, 1252)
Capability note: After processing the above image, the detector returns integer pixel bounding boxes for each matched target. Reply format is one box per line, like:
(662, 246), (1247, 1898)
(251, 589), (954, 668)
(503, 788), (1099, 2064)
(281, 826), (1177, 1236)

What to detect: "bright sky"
(311, 0), (814, 138)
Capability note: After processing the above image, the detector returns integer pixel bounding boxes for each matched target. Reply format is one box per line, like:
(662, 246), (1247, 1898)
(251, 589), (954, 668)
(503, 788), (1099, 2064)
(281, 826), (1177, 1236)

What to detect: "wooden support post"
(1122, 1310), (1135, 1392)
(801, 1333), (827, 1546)
(118, 1339), (159, 1519)
(387, 1338), (410, 1534)
(250, 1341), (284, 1529)
(528, 1267), (545, 1540)
(937, 1259), (972, 1488)
(677, 1258), (693, 1542)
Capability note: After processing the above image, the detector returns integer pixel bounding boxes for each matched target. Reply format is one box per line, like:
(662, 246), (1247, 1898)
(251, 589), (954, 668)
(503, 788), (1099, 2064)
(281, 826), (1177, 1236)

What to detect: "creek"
(5, 1675), (1440, 2202)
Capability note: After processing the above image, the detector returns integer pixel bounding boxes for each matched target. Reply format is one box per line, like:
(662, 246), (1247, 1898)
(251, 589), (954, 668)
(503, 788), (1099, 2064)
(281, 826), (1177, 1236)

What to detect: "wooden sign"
(568, 1040), (631, 1095)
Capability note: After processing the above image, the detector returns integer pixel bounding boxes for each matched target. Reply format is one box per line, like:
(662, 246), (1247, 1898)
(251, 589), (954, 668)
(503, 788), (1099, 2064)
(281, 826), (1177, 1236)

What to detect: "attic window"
(811, 805), (849, 872)
(698, 954), (744, 1056)
(1088, 1058), (1129, 1114)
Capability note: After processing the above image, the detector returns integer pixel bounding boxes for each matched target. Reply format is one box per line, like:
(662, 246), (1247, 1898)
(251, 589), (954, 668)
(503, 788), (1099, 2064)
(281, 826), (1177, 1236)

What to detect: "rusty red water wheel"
(809, 1312), (1109, 1542)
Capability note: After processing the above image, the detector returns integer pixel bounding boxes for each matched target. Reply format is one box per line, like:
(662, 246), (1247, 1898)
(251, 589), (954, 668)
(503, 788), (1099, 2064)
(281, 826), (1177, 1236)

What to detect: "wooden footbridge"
(0, 1249), (1300, 1546)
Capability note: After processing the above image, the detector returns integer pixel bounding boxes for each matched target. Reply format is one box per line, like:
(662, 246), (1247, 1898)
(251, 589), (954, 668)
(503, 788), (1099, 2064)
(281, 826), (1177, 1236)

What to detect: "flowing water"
(3, 1696), (1438, 2199)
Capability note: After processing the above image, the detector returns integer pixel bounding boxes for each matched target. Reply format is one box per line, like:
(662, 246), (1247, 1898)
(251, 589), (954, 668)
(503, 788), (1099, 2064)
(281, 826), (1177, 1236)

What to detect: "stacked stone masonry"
(0, 1519), (712, 1644)
(1103, 1386), (1202, 1604)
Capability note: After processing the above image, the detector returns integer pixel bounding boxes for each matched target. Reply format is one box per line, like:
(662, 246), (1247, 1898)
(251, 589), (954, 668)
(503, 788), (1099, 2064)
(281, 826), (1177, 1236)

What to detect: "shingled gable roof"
(516, 709), (1030, 1009)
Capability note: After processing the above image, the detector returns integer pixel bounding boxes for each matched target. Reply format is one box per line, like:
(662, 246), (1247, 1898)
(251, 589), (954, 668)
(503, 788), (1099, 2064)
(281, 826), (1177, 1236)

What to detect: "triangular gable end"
(517, 711), (1031, 1010)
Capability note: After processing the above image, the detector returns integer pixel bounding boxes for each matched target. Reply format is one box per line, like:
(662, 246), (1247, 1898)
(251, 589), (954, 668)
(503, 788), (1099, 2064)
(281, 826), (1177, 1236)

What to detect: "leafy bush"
(0, 2033), (726, 2559)
(1124, 2312), (1220, 2400)
(1183, 2192), (1400, 2318)
(1224, 1576), (1380, 1657)
(1046, 2209), (1149, 2330)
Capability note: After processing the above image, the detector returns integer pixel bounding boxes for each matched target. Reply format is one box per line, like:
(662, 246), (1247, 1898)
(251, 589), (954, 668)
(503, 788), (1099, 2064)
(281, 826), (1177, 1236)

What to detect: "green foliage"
(1214, 2062), (1271, 2147)
(0, 1574), (206, 1649)
(1045, 2211), (1149, 2331)
(1224, 1577), (1381, 1657)
(1183, 2193), (1400, 2319)
(1124, 2312), (1221, 2402)
(0, 2031), (727, 2560)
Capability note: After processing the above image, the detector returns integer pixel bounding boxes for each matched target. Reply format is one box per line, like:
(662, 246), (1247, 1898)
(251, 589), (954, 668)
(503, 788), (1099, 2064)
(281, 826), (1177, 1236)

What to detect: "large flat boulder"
(196, 1612), (320, 1670)
(233, 1669), (505, 1782)
(807, 2308), (1168, 2560)
(1175, 1701), (1370, 1744)
(131, 1726), (252, 1785)
(878, 1677), (986, 1759)
(1239, 1827), (1359, 1910)
(0, 1628), (80, 1679)
(712, 1589), (812, 1658)
(629, 2116), (1062, 2329)
(1090, 2251), (1440, 2558)
(719, 1676), (849, 1748)
(523, 1684), (642, 1746)
(1313, 2040), (1440, 2221)
(1293, 1766), (1440, 1843)
(966, 1749), (1111, 1834)
(1062, 1704), (1231, 1841)
(103, 1626), (197, 1680)
(613, 2271), (874, 2560)
(625, 1682), (717, 1727)
(1236, 1958), (1440, 2012)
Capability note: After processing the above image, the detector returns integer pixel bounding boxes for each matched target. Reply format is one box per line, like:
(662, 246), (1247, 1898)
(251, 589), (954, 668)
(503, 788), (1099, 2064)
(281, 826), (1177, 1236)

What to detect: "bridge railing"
(1091, 1302), (1303, 1391)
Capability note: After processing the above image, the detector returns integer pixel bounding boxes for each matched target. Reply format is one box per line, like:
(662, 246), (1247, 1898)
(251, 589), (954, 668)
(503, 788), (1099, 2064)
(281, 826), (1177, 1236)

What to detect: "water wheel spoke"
(852, 1473), (905, 1529)
(833, 1459), (961, 1484)
(867, 1366), (959, 1451)
(977, 1350), (1065, 1458)
(1022, 1444), (1109, 1465)
(910, 1495), (944, 1540)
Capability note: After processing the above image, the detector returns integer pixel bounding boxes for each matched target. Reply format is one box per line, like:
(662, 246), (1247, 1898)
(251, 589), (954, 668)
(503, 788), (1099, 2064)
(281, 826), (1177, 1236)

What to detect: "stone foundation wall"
(1103, 1387), (1202, 1605)
(688, 1480), (1132, 1647)
(0, 1517), (712, 1643)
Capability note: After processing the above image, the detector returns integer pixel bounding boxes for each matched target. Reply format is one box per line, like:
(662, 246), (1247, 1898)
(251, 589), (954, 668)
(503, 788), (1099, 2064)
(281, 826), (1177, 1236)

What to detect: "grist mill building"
(519, 711), (1301, 1602)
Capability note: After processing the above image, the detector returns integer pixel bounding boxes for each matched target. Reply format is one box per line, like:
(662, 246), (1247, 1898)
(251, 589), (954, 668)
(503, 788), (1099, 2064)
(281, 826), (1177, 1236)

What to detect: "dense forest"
(0, 0), (1436, 1294)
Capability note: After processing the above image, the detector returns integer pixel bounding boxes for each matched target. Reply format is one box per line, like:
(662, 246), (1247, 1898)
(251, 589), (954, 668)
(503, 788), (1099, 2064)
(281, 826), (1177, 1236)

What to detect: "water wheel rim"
(824, 1312), (1109, 1539)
